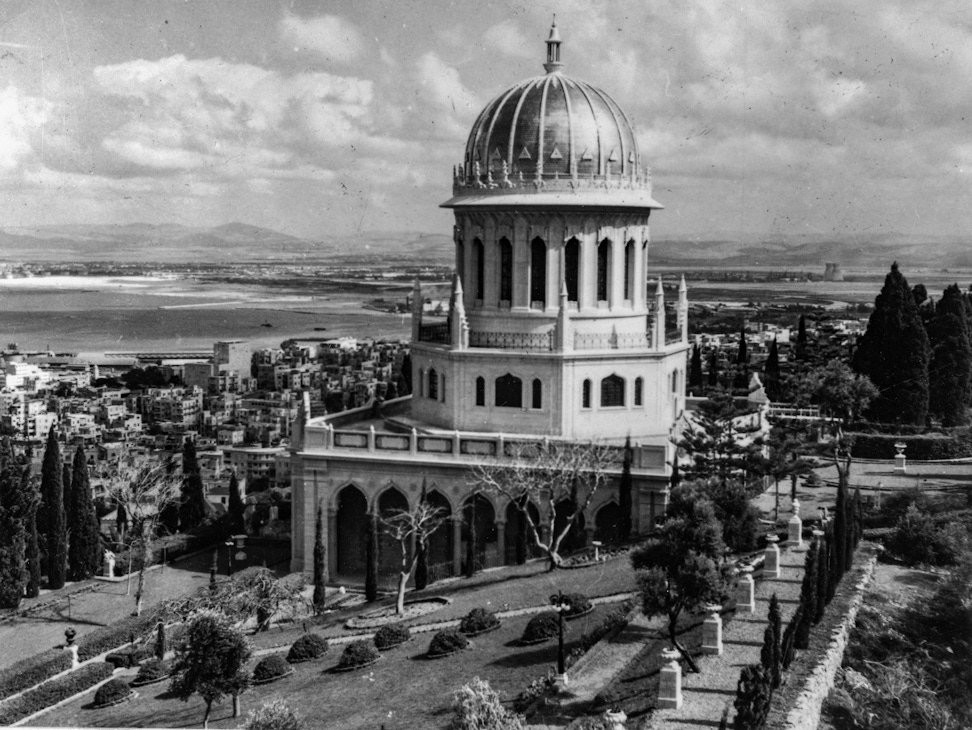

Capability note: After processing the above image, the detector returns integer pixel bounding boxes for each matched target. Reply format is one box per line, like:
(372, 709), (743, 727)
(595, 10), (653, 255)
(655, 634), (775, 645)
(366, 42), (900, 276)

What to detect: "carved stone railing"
(418, 322), (449, 344)
(469, 330), (553, 351)
(574, 332), (650, 351)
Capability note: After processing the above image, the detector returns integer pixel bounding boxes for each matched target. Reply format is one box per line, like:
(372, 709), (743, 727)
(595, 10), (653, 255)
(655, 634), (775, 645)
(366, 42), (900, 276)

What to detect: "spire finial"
(544, 18), (563, 74)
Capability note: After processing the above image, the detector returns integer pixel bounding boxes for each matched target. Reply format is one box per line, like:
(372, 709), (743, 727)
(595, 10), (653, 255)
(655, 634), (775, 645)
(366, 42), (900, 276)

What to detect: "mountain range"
(0, 223), (968, 270)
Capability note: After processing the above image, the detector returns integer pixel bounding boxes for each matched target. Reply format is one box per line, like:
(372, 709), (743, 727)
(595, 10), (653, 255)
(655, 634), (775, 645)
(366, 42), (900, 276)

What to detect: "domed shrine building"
(289, 24), (690, 577)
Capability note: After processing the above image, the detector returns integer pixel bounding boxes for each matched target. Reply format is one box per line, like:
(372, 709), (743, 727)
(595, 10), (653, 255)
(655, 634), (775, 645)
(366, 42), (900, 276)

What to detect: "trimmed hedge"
(286, 633), (329, 663)
(563, 593), (594, 618)
(459, 608), (500, 635)
(0, 662), (114, 725)
(521, 612), (561, 643)
(847, 432), (972, 460)
(373, 624), (411, 651)
(252, 655), (291, 683)
(337, 640), (380, 670)
(132, 658), (169, 685)
(92, 678), (132, 708)
(0, 649), (72, 703)
(428, 629), (468, 658)
(105, 646), (153, 669)
(77, 609), (163, 663)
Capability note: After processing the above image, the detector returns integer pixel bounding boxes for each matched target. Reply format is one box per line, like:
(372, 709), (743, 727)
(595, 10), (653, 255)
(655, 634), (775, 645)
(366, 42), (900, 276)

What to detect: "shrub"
(847, 432), (972, 460)
(459, 607), (500, 635)
(132, 658), (169, 685)
(885, 505), (966, 566)
(520, 612), (561, 643)
(450, 677), (524, 730)
(373, 624), (411, 650)
(286, 633), (329, 663)
(512, 672), (554, 713)
(243, 699), (304, 730)
(428, 629), (469, 658)
(92, 678), (132, 707)
(733, 663), (771, 730)
(0, 649), (72, 703)
(337, 640), (380, 670)
(563, 593), (593, 618)
(0, 662), (113, 725)
(77, 608), (163, 662)
(252, 655), (291, 683)
(105, 645), (153, 669)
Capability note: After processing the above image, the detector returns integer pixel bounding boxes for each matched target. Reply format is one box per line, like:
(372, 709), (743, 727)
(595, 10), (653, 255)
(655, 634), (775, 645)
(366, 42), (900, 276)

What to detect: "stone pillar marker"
(764, 534), (781, 579)
(63, 627), (79, 668)
(788, 499), (804, 550)
(657, 648), (683, 709)
(893, 442), (907, 474)
(604, 709), (628, 729)
(736, 564), (756, 613)
(701, 604), (723, 655)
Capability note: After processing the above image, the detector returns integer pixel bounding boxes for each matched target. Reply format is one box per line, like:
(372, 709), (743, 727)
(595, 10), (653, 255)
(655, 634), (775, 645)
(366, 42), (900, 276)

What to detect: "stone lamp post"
(550, 590), (572, 690)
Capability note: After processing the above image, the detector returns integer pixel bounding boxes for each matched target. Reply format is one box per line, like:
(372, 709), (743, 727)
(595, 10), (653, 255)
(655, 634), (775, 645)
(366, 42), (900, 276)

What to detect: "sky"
(0, 0), (969, 242)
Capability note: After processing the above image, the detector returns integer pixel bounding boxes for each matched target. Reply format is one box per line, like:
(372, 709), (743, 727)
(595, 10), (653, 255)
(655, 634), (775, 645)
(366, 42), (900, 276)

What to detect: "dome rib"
(561, 77), (575, 173)
(537, 74), (554, 176)
(506, 78), (542, 169)
(590, 85), (639, 174)
(586, 83), (626, 176)
(483, 80), (528, 175)
(571, 79), (605, 176)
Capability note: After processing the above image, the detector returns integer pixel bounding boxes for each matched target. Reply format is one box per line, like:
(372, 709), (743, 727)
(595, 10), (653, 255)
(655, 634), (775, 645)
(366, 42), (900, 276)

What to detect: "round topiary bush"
(373, 624), (411, 651)
(563, 593), (594, 619)
(427, 629), (469, 658)
(459, 607), (500, 636)
(286, 633), (329, 664)
(337, 640), (380, 671)
(520, 612), (561, 644)
(252, 655), (292, 684)
(92, 678), (133, 708)
(130, 658), (169, 686)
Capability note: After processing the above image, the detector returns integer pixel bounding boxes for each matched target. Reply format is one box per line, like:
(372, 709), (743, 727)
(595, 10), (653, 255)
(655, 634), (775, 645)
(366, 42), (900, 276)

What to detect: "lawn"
(32, 606), (615, 729)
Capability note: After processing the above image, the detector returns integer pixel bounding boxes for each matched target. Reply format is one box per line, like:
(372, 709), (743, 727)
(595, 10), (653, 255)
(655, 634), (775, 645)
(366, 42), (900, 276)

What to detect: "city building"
(289, 24), (691, 577)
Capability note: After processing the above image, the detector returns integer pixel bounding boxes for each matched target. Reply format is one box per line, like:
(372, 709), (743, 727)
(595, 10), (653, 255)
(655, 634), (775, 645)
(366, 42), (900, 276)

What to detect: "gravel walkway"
(651, 545), (806, 730)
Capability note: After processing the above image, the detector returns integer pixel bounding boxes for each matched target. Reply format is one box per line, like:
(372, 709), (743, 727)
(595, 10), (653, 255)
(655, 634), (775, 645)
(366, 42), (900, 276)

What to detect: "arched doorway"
(594, 501), (623, 545)
(553, 499), (586, 555)
(335, 485), (368, 575)
(377, 487), (409, 576)
(425, 490), (453, 571)
(462, 494), (496, 573)
(505, 500), (541, 565)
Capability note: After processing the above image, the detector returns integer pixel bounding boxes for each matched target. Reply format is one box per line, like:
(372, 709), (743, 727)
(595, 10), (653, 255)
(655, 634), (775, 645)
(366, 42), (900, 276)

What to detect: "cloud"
(483, 21), (532, 59)
(414, 52), (481, 140)
(279, 14), (366, 65)
(0, 85), (51, 171)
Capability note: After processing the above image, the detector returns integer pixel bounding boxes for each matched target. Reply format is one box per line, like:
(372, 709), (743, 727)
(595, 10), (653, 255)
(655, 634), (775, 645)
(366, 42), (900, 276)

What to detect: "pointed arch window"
(601, 374), (625, 407)
(428, 368), (438, 400)
(582, 379), (592, 409)
(495, 373), (522, 408)
(597, 239), (611, 302)
(530, 237), (546, 308)
(418, 368), (425, 397)
(635, 376), (643, 406)
(475, 376), (485, 406)
(624, 239), (634, 301)
(532, 378), (542, 409)
(565, 237), (579, 303)
(499, 237), (513, 304)
(473, 238), (484, 300)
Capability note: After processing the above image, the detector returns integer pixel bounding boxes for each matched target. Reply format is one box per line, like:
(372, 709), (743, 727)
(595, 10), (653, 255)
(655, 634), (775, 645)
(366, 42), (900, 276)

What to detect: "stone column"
(701, 605), (723, 655)
(451, 517), (463, 576)
(736, 564), (756, 613)
(764, 534), (781, 579)
(495, 521), (506, 566)
(788, 499), (804, 550)
(657, 648), (683, 709)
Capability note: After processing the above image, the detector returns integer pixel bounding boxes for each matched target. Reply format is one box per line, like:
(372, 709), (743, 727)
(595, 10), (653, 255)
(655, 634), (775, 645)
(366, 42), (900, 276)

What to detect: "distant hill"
(0, 222), (966, 270)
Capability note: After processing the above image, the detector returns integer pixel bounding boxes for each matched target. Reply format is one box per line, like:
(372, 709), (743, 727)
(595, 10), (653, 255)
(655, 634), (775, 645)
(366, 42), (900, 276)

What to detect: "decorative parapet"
(451, 165), (654, 198)
(468, 330), (553, 351)
(574, 332), (649, 351)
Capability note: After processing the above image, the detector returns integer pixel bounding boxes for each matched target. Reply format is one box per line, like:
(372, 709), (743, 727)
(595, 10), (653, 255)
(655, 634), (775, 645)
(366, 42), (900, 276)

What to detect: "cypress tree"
(707, 350), (719, 387)
(733, 664), (771, 730)
(41, 427), (67, 590)
(67, 445), (101, 582)
(155, 621), (167, 661)
(0, 454), (32, 608)
(852, 262), (931, 424)
(227, 472), (245, 535)
(794, 539), (818, 649)
(400, 352), (413, 394)
(179, 438), (208, 531)
(851, 483), (863, 552)
(688, 344), (704, 393)
(25, 473), (42, 599)
(414, 480), (429, 590)
(766, 594), (782, 688)
(734, 325), (749, 390)
(833, 460), (847, 584)
(365, 512), (378, 602)
(670, 458), (681, 488)
(312, 502), (327, 611)
(796, 315), (808, 361)
(763, 337), (781, 401)
(618, 437), (633, 541)
(928, 284), (972, 425)
(818, 528), (832, 618)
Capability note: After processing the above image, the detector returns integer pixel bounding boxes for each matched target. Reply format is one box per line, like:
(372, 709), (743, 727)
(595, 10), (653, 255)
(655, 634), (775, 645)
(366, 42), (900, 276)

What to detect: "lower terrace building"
(289, 24), (691, 579)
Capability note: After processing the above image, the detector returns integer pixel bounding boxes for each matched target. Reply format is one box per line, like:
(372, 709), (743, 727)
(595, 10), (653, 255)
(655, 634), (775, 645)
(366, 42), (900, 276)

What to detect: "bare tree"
(378, 502), (446, 615)
(99, 452), (180, 617)
(470, 439), (617, 570)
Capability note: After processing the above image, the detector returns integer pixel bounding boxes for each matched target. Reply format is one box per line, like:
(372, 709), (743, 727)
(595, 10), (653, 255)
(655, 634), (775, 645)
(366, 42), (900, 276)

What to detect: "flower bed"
(252, 655), (293, 685)
(287, 633), (329, 663)
(0, 662), (114, 725)
(0, 649), (72, 703)
(518, 612), (561, 645)
(459, 607), (500, 636)
(562, 593), (594, 620)
(90, 678), (134, 709)
(427, 629), (469, 659)
(335, 640), (381, 672)
(129, 658), (169, 687)
(373, 624), (411, 651)
(344, 597), (450, 629)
